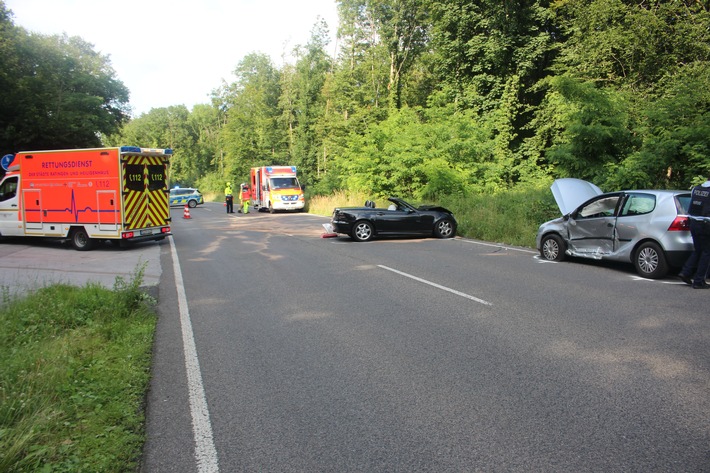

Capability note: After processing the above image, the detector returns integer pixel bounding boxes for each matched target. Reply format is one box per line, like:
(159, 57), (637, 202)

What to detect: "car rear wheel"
(634, 241), (668, 279)
(540, 234), (566, 262)
(434, 218), (456, 238)
(351, 220), (374, 242)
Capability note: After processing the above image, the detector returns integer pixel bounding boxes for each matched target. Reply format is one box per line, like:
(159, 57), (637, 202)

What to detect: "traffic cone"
(183, 205), (191, 219)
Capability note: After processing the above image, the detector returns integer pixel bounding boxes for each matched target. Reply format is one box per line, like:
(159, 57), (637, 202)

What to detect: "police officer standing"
(679, 175), (710, 289)
(225, 182), (234, 213)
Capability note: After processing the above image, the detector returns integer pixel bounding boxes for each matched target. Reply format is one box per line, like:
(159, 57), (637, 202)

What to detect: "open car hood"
(550, 178), (603, 215)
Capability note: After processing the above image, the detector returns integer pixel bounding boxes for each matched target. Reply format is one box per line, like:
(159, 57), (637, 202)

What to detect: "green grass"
(0, 266), (156, 473)
(308, 187), (560, 248)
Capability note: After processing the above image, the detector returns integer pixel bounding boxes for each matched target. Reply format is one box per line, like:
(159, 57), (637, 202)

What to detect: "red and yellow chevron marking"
(122, 155), (169, 230)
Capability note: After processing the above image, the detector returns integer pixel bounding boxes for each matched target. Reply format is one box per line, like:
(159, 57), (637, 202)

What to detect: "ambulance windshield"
(270, 177), (299, 190)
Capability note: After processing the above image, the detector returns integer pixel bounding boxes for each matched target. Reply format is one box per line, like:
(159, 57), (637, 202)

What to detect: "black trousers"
(225, 195), (233, 213)
(681, 219), (710, 285)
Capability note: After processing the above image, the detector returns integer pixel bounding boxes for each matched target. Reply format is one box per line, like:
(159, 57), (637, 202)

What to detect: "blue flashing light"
(164, 148), (174, 155)
(120, 146), (141, 153)
(266, 167), (273, 173)
(291, 166), (297, 173)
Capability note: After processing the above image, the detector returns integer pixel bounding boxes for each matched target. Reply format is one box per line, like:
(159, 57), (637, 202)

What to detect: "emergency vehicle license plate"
(140, 229), (154, 235)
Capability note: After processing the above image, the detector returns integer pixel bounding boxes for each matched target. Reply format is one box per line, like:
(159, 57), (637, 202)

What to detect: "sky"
(5, 0), (340, 117)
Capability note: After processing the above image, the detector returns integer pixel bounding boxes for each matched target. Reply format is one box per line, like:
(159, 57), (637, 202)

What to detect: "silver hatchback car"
(536, 178), (693, 279)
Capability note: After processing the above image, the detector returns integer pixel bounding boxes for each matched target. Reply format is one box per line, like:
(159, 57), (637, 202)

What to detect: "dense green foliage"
(3, 0), (709, 196)
(0, 268), (155, 472)
(0, 2), (129, 155)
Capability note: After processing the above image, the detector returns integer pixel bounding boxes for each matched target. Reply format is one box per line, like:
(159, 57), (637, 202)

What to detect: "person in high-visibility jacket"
(224, 182), (234, 213)
(239, 183), (251, 214)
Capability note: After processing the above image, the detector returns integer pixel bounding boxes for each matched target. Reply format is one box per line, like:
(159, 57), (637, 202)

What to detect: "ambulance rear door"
(121, 151), (170, 232)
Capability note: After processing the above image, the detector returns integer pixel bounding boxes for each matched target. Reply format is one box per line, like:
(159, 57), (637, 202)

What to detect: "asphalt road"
(139, 202), (709, 472)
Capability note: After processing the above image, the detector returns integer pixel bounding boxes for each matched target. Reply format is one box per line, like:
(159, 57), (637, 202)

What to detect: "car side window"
(577, 196), (620, 219)
(620, 193), (655, 216)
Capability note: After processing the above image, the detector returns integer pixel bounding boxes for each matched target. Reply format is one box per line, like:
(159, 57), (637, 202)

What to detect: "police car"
(169, 187), (204, 208)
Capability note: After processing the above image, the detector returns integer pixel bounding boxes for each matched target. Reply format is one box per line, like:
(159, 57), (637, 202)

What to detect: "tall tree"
(538, 0), (710, 189)
(335, 0), (390, 111)
(552, 0), (710, 91)
(429, 0), (554, 112)
(0, 3), (129, 155)
(369, 0), (430, 109)
(290, 19), (333, 184)
(105, 105), (198, 186)
(221, 53), (284, 180)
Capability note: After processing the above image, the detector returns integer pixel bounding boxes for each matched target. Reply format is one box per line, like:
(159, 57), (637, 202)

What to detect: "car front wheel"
(634, 241), (668, 279)
(434, 218), (456, 238)
(351, 220), (374, 242)
(188, 199), (197, 208)
(540, 234), (566, 262)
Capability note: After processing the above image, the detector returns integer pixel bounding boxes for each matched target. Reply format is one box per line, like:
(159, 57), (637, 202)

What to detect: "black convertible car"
(329, 197), (457, 242)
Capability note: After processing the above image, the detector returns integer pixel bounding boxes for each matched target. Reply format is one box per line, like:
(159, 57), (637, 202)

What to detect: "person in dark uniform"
(225, 182), (234, 213)
(678, 175), (710, 289)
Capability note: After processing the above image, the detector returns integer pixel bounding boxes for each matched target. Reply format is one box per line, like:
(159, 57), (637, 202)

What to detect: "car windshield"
(390, 199), (416, 212)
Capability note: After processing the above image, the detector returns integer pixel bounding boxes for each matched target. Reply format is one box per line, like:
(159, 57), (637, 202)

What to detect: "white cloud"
(5, 0), (339, 116)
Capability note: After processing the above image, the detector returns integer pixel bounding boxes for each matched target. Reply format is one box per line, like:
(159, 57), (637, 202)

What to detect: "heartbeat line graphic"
(26, 189), (118, 223)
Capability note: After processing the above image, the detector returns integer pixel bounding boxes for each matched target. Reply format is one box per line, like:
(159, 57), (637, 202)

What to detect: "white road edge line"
(170, 236), (220, 473)
(378, 264), (493, 306)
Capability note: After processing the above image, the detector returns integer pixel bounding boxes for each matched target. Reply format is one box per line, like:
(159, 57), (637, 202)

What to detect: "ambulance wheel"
(70, 228), (94, 251)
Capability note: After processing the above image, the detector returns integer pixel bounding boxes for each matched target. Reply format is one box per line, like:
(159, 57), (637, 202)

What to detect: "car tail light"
(122, 231), (135, 239)
(668, 216), (689, 231)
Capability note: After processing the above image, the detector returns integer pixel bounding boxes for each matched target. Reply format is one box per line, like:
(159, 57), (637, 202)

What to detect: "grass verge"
(0, 265), (156, 473)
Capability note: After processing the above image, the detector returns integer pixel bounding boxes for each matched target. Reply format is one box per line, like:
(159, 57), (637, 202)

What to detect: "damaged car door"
(566, 193), (622, 258)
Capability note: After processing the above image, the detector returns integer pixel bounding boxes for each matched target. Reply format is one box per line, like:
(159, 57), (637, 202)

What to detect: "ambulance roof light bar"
(120, 146), (173, 156)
